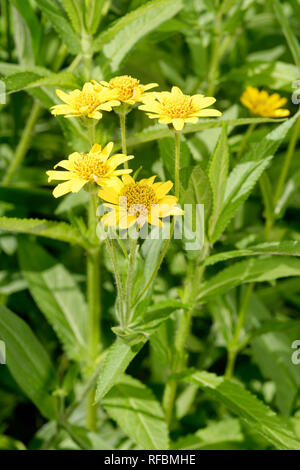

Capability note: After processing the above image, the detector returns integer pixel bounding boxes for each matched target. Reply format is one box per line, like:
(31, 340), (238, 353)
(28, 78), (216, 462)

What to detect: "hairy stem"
(105, 237), (125, 326)
(126, 235), (138, 324)
(86, 194), (101, 431)
(119, 113), (128, 168)
(174, 131), (181, 200)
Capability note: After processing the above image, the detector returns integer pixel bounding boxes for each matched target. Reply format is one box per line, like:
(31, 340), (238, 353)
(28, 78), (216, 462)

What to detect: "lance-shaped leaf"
(0, 217), (88, 248)
(93, 0), (183, 70)
(0, 305), (57, 419)
(18, 238), (88, 361)
(181, 369), (300, 450)
(102, 374), (169, 450)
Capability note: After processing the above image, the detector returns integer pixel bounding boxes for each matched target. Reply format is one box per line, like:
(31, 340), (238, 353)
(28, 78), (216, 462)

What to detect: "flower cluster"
(48, 75), (289, 228)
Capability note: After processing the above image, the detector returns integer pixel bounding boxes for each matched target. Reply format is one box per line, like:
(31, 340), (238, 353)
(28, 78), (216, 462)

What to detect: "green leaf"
(95, 338), (145, 402)
(102, 374), (169, 450)
(205, 241), (300, 266)
(60, 0), (83, 33)
(34, 0), (81, 54)
(121, 117), (284, 151)
(273, 0), (300, 69)
(209, 157), (272, 243)
(172, 419), (244, 450)
(0, 305), (57, 419)
(18, 238), (88, 362)
(183, 164), (212, 222)
(182, 369), (300, 450)
(0, 217), (88, 249)
(11, 0), (42, 62)
(198, 257), (300, 301)
(85, 0), (108, 35)
(275, 169), (300, 217)
(246, 294), (300, 415)
(4, 71), (80, 94)
(93, 0), (183, 69)
(208, 126), (229, 239)
(209, 113), (300, 243)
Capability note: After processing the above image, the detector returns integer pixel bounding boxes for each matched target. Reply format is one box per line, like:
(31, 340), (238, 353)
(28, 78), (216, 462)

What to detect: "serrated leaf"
(0, 305), (57, 419)
(11, 0), (42, 62)
(208, 126), (229, 239)
(205, 241), (300, 266)
(102, 374), (169, 450)
(198, 257), (300, 301)
(60, 0), (83, 33)
(95, 338), (145, 402)
(182, 369), (300, 450)
(85, 0), (108, 35)
(5, 71), (80, 94)
(18, 238), (88, 362)
(93, 0), (183, 69)
(273, 0), (300, 69)
(34, 0), (81, 54)
(0, 216), (88, 248)
(172, 419), (244, 450)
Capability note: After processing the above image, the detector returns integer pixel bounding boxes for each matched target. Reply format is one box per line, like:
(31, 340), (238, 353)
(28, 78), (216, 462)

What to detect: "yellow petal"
(153, 181), (173, 199)
(196, 109), (222, 117)
(53, 180), (73, 198)
(172, 118), (185, 131)
(122, 174), (135, 185)
(46, 170), (72, 181)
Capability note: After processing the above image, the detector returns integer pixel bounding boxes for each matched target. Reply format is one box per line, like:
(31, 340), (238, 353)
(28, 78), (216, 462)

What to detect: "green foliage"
(1, 0), (300, 452)
(102, 374), (169, 450)
(182, 369), (300, 450)
(0, 305), (57, 419)
(18, 238), (88, 361)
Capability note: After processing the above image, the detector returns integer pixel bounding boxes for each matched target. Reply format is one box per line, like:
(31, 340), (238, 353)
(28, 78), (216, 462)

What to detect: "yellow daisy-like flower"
(46, 143), (133, 198)
(240, 86), (290, 118)
(139, 86), (222, 131)
(95, 75), (158, 105)
(99, 175), (183, 229)
(51, 82), (120, 120)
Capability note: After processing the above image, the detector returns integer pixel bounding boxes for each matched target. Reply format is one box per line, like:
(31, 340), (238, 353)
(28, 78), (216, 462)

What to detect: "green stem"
(105, 237), (125, 326)
(174, 132), (180, 200)
(225, 282), (254, 379)
(89, 124), (96, 147)
(86, 194), (101, 431)
(3, 101), (41, 184)
(162, 248), (208, 426)
(119, 113), (128, 168)
(273, 113), (300, 206)
(236, 123), (256, 160)
(126, 235), (138, 324)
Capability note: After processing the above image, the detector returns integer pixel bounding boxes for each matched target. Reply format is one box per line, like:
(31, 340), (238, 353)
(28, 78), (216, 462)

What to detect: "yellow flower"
(99, 175), (183, 229)
(51, 82), (120, 120)
(95, 75), (158, 105)
(240, 86), (290, 118)
(139, 86), (222, 131)
(46, 143), (133, 198)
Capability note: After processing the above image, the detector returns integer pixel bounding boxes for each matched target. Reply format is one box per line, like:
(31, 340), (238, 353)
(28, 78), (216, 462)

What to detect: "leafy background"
(0, 0), (300, 450)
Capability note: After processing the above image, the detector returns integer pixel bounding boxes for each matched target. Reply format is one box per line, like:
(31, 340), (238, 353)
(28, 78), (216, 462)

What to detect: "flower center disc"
(121, 183), (157, 216)
(74, 92), (100, 114)
(162, 95), (193, 118)
(74, 155), (106, 181)
(109, 75), (140, 101)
